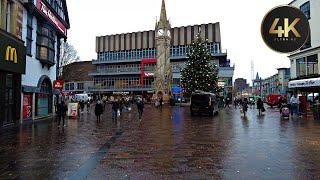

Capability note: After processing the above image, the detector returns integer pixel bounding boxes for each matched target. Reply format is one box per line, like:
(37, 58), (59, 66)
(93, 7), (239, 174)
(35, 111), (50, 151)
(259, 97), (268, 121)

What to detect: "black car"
(190, 92), (219, 116)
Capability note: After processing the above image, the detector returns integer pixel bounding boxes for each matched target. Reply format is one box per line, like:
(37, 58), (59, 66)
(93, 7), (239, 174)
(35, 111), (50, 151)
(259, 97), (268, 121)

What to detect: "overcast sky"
(66, 0), (291, 83)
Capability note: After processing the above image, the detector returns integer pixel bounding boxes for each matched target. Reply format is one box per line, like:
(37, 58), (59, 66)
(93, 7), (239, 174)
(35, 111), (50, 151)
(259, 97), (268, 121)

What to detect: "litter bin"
(312, 103), (320, 120)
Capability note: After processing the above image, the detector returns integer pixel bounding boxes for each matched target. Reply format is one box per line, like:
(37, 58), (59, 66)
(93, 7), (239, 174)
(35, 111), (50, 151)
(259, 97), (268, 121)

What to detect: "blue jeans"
(112, 110), (117, 120)
(291, 104), (298, 115)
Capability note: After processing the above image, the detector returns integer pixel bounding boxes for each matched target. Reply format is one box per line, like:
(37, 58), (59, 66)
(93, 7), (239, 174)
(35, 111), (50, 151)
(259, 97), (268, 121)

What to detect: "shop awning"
(288, 78), (320, 88)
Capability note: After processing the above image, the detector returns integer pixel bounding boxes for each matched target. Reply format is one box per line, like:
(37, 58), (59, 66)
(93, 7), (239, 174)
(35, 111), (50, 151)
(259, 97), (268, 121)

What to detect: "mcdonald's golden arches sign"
(0, 29), (26, 74)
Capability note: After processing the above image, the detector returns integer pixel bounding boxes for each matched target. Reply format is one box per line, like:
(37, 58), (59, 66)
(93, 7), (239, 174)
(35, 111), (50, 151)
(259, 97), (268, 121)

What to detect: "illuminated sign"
(144, 72), (154, 77)
(0, 30), (26, 74)
(218, 81), (225, 87)
(53, 80), (64, 89)
(5, 46), (17, 63)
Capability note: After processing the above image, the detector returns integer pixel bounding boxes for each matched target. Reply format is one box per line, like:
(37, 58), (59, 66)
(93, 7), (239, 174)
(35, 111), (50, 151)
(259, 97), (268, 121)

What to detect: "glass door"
(4, 74), (14, 126)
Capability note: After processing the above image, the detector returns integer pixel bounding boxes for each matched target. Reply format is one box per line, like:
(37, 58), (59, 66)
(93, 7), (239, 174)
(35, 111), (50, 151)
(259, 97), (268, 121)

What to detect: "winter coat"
(136, 100), (144, 111)
(57, 103), (67, 117)
(112, 101), (119, 111)
(95, 103), (103, 116)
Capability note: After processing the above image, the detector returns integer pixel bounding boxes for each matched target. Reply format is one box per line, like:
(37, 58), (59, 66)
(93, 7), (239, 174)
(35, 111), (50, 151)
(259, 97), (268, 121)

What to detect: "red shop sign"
(53, 80), (64, 89)
(36, 0), (67, 36)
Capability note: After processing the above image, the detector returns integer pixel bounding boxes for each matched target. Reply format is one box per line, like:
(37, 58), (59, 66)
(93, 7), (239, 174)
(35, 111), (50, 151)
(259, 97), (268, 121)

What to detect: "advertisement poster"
(23, 94), (32, 119)
(67, 103), (78, 117)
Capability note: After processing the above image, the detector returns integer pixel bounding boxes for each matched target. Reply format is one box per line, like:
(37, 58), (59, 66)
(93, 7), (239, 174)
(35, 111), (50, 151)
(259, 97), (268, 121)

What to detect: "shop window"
(296, 58), (306, 77)
(77, 83), (84, 90)
(307, 54), (318, 75)
(69, 83), (74, 90)
(36, 23), (56, 65)
(26, 12), (33, 56)
(36, 79), (52, 116)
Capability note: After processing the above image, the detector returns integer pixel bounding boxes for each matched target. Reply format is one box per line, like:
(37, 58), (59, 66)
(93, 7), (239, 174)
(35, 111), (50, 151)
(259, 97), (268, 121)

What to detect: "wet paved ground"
(1, 104), (320, 179)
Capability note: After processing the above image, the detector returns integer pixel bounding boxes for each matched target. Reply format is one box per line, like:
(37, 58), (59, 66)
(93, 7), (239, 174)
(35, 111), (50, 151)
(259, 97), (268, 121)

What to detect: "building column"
(20, 92), (23, 123)
(32, 93), (36, 121)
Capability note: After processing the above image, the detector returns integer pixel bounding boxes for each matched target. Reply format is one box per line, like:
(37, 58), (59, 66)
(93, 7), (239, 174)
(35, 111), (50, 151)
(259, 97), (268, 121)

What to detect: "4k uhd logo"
(261, 5), (310, 53)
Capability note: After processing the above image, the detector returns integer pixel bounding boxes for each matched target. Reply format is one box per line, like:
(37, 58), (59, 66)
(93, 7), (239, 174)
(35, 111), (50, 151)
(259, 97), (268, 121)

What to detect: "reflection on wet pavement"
(1, 105), (320, 179)
(90, 106), (320, 179)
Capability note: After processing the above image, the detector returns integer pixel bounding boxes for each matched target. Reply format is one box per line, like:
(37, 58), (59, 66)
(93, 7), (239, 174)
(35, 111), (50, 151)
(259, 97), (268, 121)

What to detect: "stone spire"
(157, 0), (170, 29)
(255, 72), (260, 80)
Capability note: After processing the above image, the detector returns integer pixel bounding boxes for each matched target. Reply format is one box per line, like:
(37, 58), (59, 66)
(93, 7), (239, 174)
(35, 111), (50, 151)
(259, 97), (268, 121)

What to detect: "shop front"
(288, 77), (320, 116)
(0, 29), (26, 127)
(22, 75), (53, 120)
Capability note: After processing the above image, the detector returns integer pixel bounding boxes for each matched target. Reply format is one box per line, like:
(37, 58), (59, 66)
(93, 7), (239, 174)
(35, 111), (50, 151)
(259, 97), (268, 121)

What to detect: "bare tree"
(58, 41), (80, 78)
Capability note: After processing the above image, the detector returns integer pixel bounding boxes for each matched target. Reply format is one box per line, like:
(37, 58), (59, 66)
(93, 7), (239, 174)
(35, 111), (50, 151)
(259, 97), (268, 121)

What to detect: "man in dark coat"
(57, 101), (67, 128)
(136, 97), (144, 121)
(95, 101), (103, 123)
(112, 100), (120, 121)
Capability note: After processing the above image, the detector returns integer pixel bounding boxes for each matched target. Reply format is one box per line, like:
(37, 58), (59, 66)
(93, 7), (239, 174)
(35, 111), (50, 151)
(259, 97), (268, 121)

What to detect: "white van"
(75, 94), (89, 102)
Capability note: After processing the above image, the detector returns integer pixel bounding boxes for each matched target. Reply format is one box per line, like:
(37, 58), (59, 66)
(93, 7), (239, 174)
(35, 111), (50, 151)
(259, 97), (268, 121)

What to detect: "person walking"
(79, 100), (85, 113)
(256, 98), (264, 116)
(86, 100), (91, 113)
(112, 99), (120, 121)
(290, 94), (300, 117)
(159, 97), (163, 108)
(242, 98), (249, 117)
(57, 101), (67, 128)
(136, 97), (144, 121)
(95, 100), (103, 123)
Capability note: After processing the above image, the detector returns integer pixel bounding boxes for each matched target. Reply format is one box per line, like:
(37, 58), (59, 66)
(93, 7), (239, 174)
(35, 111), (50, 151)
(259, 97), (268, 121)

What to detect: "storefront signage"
(288, 78), (320, 88)
(218, 81), (225, 87)
(53, 80), (64, 89)
(36, 0), (67, 36)
(144, 72), (154, 77)
(113, 92), (130, 95)
(67, 103), (78, 117)
(0, 30), (26, 74)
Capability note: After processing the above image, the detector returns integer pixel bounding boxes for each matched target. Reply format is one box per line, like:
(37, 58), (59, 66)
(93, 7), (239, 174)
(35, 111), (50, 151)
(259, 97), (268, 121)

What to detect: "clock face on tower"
(157, 29), (171, 37)
(157, 29), (164, 36)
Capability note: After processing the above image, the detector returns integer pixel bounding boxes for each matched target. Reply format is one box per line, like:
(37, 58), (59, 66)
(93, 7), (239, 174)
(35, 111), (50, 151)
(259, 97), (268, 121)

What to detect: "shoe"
(63, 125), (67, 127)
(58, 125), (60, 128)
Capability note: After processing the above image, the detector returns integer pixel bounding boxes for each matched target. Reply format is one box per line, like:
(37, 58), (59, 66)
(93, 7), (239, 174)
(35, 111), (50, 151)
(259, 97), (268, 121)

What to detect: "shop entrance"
(4, 74), (14, 126)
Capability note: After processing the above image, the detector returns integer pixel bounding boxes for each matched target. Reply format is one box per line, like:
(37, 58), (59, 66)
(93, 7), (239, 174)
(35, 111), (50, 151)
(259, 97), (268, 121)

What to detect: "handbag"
(261, 106), (266, 112)
(240, 108), (243, 113)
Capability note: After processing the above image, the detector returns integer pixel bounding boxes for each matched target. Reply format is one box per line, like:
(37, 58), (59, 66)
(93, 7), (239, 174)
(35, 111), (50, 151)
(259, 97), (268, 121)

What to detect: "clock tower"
(155, 0), (172, 101)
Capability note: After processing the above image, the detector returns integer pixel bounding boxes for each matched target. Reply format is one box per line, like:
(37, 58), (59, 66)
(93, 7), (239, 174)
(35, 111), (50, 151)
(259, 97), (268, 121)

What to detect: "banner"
(23, 94), (32, 119)
(67, 103), (78, 117)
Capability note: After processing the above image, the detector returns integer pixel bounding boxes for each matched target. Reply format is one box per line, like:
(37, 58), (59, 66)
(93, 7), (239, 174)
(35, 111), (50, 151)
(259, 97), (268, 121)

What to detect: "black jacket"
(57, 103), (67, 117)
(95, 103), (103, 115)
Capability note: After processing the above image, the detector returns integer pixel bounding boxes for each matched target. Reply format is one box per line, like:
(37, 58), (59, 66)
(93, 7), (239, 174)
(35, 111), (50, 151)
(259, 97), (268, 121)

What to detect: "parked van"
(266, 94), (284, 107)
(190, 91), (219, 116)
(74, 94), (89, 102)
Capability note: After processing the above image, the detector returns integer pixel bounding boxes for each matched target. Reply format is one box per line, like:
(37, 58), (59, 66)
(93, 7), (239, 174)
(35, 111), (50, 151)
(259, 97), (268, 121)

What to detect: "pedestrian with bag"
(95, 100), (103, 123)
(136, 97), (144, 121)
(57, 101), (67, 128)
(256, 98), (265, 116)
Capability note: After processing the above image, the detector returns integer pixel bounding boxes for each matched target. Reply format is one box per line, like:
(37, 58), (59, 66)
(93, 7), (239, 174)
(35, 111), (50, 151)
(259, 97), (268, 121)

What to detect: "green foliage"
(181, 33), (219, 96)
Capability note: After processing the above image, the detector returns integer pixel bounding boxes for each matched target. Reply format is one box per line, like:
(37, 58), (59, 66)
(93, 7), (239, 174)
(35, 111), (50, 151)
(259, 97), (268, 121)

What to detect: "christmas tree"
(181, 33), (219, 96)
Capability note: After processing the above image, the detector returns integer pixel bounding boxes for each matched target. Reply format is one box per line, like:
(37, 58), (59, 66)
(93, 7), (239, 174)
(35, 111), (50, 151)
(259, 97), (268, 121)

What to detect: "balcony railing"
(88, 85), (154, 92)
